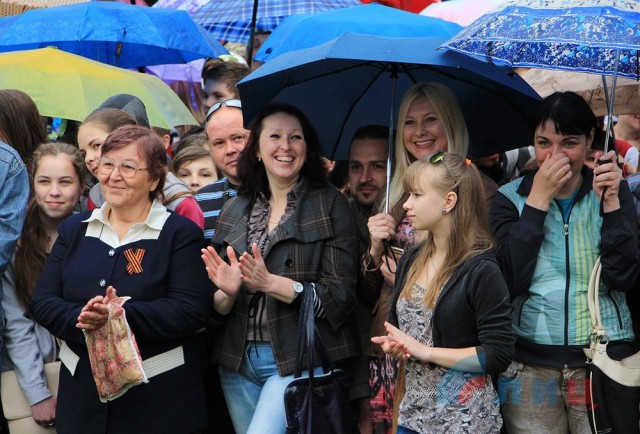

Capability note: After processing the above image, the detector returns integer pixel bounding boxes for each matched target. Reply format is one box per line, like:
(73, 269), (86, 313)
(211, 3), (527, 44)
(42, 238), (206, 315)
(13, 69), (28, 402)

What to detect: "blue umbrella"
(254, 4), (463, 62)
(0, 1), (227, 68)
(239, 33), (541, 162)
(442, 0), (640, 151)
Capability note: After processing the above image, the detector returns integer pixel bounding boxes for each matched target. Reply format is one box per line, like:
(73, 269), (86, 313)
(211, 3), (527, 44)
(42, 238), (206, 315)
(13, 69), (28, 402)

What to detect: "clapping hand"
(201, 245), (242, 297)
(238, 243), (275, 293)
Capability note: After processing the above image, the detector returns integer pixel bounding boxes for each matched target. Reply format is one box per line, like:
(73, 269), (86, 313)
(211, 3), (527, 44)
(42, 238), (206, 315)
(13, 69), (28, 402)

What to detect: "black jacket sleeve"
(490, 191), (547, 299)
(600, 180), (640, 292)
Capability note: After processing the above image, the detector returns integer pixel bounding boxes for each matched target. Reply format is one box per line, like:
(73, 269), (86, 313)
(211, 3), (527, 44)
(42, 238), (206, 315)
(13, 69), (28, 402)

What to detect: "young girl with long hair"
(2, 142), (84, 429)
(372, 154), (514, 434)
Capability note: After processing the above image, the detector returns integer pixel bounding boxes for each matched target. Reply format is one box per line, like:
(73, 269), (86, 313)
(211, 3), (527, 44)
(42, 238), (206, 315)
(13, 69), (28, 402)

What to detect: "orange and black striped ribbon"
(124, 248), (145, 275)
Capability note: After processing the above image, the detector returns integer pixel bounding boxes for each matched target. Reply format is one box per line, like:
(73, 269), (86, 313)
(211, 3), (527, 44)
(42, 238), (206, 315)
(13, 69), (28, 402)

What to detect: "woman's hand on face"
(367, 213), (396, 262)
(201, 246), (242, 296)
(593, 150), (622, 212)
(239, 243), (275, 293)
(76, 293), (109, 331)
(32, 396), (56, 427)
(380, 254), (397, 286)
(529, 152), (573, 209)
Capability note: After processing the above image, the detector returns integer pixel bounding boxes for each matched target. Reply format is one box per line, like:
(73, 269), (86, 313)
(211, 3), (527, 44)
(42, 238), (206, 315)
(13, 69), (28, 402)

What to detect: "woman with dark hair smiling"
(202, 103), (358, 434)
(31, 125), (212, 434)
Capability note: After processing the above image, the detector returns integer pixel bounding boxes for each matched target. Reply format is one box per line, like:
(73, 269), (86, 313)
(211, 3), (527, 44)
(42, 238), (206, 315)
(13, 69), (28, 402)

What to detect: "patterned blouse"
(397, 283), (502, 434)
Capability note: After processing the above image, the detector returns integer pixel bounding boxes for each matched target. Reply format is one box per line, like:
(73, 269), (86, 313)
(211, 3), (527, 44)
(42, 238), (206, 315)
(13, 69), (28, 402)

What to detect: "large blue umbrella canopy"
(442, 0), (640, 79)
(254, 4), (463, 62)
(0, 1), (227, 68)
(239, 33), (541, 160)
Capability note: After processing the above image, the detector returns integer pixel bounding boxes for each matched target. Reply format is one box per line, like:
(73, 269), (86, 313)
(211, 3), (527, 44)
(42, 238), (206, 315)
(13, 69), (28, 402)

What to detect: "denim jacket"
(0, 142), (29, 366)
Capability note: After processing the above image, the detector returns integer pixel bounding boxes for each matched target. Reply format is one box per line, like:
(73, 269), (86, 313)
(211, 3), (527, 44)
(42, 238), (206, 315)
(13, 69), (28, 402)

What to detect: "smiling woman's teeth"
(276, 157), (293, 162)
(415, 140), (433, 146)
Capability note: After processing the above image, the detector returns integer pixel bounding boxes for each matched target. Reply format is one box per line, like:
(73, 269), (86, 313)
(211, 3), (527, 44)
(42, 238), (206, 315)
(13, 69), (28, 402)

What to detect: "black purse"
(284, 285), (358, 434)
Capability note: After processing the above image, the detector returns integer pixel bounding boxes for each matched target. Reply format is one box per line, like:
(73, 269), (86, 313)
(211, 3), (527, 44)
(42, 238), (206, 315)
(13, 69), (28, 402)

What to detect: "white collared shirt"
(82, 199), (170, 249)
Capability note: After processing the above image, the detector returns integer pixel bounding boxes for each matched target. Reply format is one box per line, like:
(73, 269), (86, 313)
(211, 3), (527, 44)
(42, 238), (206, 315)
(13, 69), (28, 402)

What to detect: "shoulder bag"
(1, 361), (60, 433)
(284, 285), (358, 434)
(584, 257), (640, 433)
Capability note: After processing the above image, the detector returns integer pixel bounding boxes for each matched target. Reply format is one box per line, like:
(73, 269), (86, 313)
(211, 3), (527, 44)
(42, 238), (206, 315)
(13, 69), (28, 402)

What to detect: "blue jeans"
(0, 143), (29, 368)
(218, 341), (322, 434)
(499, 361), (591, 434)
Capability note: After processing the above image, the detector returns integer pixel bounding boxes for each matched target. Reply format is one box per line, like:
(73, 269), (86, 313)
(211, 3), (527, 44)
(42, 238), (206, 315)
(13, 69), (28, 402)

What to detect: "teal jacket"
(491, 167), (639, 367)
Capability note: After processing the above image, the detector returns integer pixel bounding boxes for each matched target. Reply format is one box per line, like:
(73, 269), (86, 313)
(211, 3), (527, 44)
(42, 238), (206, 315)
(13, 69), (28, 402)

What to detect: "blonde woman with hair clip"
(372, 153), (514, 434)
(361, 82), (499, 433)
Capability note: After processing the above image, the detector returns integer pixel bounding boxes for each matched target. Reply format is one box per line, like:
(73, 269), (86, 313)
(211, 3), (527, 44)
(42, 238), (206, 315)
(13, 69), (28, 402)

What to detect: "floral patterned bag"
(84, 287), (148, 402)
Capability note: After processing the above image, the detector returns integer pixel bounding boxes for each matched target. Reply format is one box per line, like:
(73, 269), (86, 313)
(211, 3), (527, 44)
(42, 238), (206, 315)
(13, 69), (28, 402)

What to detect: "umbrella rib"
(410, 63), (525, 113)
(327, 62), (393, 158)
(286, 60), (384, 87)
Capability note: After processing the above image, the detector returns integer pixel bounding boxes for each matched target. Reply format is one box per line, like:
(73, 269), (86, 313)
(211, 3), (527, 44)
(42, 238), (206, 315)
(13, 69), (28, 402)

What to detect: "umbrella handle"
(602, 49), (621, 155)
(384, 65), (399, 213)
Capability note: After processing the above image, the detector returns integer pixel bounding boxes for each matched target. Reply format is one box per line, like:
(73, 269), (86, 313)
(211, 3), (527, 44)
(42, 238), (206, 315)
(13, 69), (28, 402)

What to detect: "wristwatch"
(290, 281), (304, 303)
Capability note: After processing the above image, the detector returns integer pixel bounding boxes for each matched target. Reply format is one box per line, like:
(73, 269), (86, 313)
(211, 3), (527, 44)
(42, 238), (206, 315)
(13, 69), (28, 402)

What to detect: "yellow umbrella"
(0, 47), (199, 129)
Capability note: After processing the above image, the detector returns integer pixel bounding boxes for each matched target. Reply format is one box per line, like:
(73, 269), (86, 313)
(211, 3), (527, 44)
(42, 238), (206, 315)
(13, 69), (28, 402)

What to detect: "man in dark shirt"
(345, 125), (389, 434)
(347, 125), (389, 257)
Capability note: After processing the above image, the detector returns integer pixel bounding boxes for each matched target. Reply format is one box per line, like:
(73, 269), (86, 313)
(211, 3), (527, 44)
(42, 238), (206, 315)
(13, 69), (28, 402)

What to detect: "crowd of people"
(0, 44), (639, 434)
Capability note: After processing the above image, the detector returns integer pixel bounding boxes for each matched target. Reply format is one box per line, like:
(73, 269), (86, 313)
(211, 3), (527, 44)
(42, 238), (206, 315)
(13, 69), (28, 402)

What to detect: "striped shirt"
(194, 178), (237, 241)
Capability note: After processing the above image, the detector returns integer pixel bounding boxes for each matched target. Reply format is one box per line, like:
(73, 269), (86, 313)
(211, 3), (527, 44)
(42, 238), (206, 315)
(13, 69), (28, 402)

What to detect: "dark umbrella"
(240, 33), (540, 160)
(238, 33), (541, 206)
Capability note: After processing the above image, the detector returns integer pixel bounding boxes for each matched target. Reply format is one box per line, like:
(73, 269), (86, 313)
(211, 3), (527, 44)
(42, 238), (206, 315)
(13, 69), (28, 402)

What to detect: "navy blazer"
(31, 210), (212, 434)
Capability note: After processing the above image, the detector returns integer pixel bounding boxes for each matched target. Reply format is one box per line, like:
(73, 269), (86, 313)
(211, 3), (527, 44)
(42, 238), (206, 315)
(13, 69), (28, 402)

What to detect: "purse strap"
(293, 284), (333, 380)
(586, 257), (608, 345)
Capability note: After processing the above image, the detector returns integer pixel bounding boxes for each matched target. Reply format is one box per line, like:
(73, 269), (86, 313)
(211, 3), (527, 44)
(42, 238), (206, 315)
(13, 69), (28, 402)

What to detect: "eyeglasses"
(206, 99), (242, 121)
(97, 157), (148, 178)
(428, 151), (459, 189)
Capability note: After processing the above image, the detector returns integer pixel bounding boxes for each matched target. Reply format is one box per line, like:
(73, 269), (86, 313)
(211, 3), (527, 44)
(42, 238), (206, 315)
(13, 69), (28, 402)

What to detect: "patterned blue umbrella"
(442, 0), (639, 79)
(192, 0), (362, 44)
(442, 0), (640, 152)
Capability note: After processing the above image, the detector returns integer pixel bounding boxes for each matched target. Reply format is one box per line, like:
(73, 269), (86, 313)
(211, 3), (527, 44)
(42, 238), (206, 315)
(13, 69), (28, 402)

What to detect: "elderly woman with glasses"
(77, 96), (204, 228)
(201, 103), (359, 434)
(31, 125), (213, 434)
